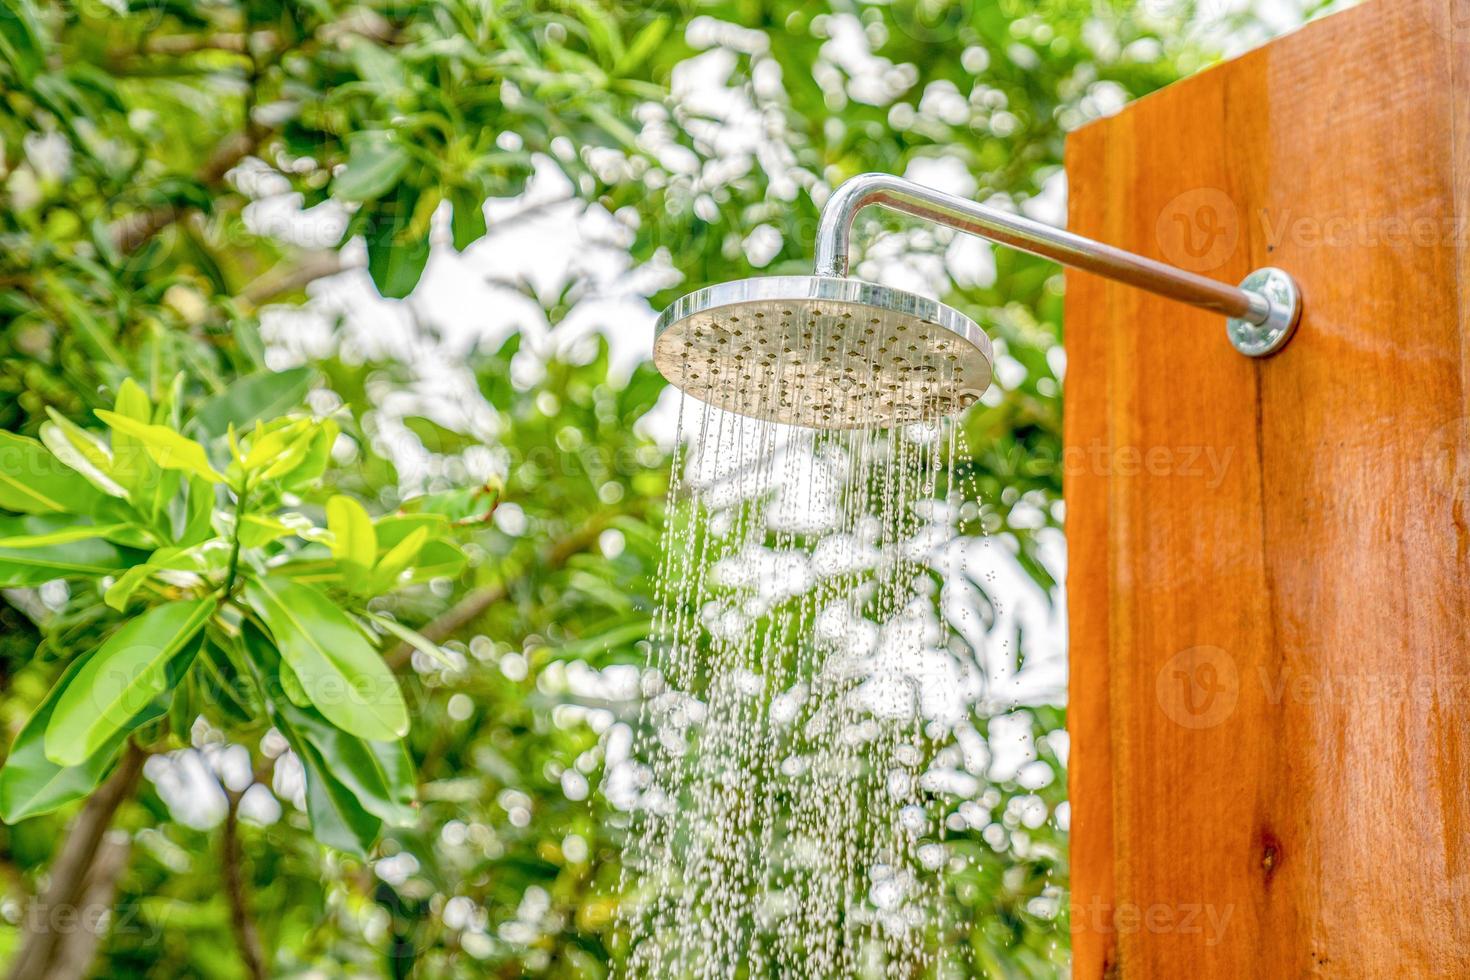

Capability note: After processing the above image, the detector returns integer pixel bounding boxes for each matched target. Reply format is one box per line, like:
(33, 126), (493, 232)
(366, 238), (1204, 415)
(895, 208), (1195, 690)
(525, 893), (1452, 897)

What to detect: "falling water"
(617, 305), (1054, 977)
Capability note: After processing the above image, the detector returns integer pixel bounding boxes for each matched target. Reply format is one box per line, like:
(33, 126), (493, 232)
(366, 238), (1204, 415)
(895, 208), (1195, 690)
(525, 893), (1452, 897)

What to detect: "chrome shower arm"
(814, 172), (1263, 320)
(813, 173), (1302, 356)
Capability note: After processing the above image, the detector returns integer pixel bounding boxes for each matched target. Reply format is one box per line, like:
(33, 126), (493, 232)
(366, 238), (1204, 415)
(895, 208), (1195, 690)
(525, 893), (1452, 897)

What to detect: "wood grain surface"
(1064, 0), (1470, 975)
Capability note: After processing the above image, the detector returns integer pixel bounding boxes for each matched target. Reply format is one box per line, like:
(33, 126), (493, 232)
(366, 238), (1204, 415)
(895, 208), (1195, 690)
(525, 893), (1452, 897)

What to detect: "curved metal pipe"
(813, 172), (1275, 325)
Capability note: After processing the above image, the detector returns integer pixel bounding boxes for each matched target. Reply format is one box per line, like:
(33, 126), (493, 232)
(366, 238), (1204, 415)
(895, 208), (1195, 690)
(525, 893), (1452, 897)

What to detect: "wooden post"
(1064, 0), (1470, 975)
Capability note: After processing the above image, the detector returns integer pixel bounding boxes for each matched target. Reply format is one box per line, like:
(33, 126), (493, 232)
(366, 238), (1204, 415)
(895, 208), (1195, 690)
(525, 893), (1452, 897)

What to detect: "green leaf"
(39, 412), (127, 498)
(399, 484), (499, 523)
(238, 514), (292, 549)
(0, 653), (164, 823)
(364, 186), (430, 299)
(0, 515), (136, 586)
(273, 692), (415, 826)
(243, 576), (408, 740)
(407, 539), (467, 582)
(0, 431), (108, 515)
(189, 368), (313, 439)
(154, 372), (186, 429)
(279, 661), (312, 708)
(269, 558), (342, 589)
(240, 418), (311, 472)
(174, 476), (215, 547)
(615, 16), (670, 74)
(95, 411), (226, 484)
(108, 381), (184, 520)
(449, 186), (487, 251)
(402, 415), (477, 455)
(104, 564), (156, 612)
(333, 131), (410, 203)
(279, 420), (339, 492)
(259, 431), (320, 483)
(195, 636), (257, 725)
(296, 741), (383, 856)
(473, 332), (522, 411)
(348, 39), (409, 97)
(374, 513), (449, 550)
(241, 623), (384, 855)
(94, 512), (157, 549)
(108, 379), (159, 505)
(369, 525), (427, 592)
(44, 599), (212, 767)
(51, 282), (127, 371)
(0, 0), (48, 85)
(0, 521), (130, 548)
(113, 378), (151, 421)
(618, 361), (667, 422)
(313, 728), (415, 827)
(167, 672), (191, 747)
(327, 495), (376, 592)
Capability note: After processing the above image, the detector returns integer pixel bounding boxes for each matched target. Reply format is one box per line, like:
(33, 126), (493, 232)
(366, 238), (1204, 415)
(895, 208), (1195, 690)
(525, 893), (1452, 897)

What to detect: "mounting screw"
(1228, 267), (1303, 357)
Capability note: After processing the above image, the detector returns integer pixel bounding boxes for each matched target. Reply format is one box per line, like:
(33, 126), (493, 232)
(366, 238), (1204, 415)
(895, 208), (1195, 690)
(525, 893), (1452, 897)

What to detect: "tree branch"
(239, 250), (348, 309)
(140, 30), (279, 56)
(221, 790), (267, 980)
(385, 510), (618, 671)
(46, 832), (131, 980)
(110, 132), (258, 254)
(6, 742), (147, 980)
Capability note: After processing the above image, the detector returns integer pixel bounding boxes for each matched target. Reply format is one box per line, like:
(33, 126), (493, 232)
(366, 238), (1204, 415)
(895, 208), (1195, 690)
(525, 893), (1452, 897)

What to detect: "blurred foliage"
(0, 0), (1338, 976)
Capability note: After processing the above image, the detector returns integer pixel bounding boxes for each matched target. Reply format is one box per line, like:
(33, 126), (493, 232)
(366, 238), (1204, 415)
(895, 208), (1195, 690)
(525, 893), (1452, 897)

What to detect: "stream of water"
(617, 373), (1063, 976)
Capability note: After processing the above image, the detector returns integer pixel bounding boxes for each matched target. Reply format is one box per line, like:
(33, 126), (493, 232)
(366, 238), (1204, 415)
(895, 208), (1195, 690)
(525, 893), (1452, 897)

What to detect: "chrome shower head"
(652, 275), (994, 429)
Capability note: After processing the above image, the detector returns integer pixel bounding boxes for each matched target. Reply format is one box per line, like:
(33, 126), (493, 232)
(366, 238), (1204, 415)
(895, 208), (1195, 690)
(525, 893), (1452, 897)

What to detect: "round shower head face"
(653, 276), (993, 430)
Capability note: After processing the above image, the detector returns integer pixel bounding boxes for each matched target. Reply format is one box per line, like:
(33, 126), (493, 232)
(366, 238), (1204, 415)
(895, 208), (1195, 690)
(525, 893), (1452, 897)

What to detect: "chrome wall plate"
(1227, 267), (1303, 357)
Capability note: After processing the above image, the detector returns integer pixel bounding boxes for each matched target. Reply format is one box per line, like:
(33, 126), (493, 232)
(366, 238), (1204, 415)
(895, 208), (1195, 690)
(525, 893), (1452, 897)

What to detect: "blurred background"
(0, 0), (1351, 976)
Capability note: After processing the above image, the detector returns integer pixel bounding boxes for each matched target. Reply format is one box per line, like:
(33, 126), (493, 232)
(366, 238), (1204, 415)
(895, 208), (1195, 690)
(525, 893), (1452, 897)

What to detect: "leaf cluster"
(0, 369), (489, 859)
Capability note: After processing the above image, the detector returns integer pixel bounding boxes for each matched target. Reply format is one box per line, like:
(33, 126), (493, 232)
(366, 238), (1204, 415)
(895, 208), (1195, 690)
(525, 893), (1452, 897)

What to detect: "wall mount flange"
(1227, 267), (1303, 357)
